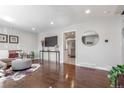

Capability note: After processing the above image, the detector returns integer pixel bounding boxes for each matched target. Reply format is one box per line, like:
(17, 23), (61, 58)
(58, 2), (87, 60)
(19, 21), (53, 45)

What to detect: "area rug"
(0, 64), (40, 82)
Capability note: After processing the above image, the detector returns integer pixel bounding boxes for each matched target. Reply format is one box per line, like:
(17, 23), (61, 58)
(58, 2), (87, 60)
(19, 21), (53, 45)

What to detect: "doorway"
(63, 31), (76, 65)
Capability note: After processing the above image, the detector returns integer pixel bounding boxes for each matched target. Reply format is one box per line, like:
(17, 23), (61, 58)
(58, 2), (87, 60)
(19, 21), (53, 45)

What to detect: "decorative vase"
(55, 45), (59, 51)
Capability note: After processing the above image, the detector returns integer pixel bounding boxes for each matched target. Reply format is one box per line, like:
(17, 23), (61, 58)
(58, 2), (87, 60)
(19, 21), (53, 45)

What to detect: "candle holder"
(41, 40), (45, 51)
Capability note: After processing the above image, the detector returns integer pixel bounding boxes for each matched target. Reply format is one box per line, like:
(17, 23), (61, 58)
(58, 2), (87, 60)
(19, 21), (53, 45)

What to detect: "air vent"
(121, 10), (124, 15)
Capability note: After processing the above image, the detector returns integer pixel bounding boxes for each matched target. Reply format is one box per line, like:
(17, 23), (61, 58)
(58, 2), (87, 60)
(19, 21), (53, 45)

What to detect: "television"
(45, 36), (58, 47)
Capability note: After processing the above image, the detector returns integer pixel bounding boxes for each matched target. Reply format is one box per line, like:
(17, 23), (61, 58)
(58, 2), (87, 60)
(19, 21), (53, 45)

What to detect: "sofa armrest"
(1, 58), (15, 66)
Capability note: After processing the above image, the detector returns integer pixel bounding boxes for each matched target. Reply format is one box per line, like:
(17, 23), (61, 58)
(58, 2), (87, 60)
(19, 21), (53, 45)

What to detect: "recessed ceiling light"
(104, 10), (111, 14)
(50, 21), (54, 25)
(1, 15), (15, 22)
(32, 27), (36, 31)
(85, 9), (91, 14)
(104, 11), (107, 14)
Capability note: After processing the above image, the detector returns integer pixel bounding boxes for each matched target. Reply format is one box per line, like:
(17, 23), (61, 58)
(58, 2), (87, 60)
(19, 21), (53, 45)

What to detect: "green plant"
(30, 51), (35, 59)
(108, 64), (124, 87)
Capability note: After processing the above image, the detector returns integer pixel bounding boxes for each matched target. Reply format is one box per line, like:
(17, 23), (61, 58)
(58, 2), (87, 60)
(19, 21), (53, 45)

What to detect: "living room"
(0, 3), (124, 89)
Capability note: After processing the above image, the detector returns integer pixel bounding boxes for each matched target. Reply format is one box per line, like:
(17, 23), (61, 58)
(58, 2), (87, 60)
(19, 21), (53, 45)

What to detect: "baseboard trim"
(37, 59), (111, 71)
(75, 63), (110, 71)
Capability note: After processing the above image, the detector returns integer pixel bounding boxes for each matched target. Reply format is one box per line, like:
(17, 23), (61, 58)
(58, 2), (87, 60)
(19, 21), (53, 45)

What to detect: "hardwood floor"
(1, 61), (109, 88)
(64, 50), (75, 65)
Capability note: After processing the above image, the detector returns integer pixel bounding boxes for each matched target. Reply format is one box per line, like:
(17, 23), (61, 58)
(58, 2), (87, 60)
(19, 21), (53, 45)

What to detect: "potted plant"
(108, 64), (124, 87)
(30, 51), (35, 59)
(19, 51), (25, 59)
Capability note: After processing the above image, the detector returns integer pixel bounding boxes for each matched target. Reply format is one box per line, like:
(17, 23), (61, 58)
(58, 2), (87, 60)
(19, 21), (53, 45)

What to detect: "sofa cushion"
(9, 53), (19, 58)
(9, 50), (20, 58)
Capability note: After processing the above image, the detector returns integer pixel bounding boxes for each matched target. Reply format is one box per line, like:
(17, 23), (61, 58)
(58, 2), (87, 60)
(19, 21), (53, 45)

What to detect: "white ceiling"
(0, 5), (123, 33)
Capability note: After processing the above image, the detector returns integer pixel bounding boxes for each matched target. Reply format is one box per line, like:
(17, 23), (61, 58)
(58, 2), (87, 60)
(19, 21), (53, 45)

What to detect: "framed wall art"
(0, 34), (8, 43)
(9, 35), (19, 44)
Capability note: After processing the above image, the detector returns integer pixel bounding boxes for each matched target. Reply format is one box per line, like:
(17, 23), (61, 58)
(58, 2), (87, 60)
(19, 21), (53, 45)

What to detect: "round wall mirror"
(82, 31), (99, 46)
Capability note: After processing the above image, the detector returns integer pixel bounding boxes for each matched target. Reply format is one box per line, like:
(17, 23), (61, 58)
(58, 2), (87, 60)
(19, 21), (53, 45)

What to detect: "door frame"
(122, 27), (124, 63)
(62, 31), (76, 65)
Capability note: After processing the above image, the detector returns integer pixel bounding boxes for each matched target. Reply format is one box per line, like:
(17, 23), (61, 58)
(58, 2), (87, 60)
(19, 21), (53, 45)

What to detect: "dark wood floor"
(1, 61), (109, 88)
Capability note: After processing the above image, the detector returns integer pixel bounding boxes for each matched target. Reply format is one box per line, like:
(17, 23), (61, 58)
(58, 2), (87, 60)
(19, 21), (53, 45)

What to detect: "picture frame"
(0, 34), (8, 43)
(9, 35), (19, 44)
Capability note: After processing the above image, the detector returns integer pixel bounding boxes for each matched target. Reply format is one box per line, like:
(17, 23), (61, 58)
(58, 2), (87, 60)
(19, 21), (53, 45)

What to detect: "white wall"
(121, 17), (124, 64)
(0, 25), (38, 57)
(38, 29), (63, 62)
(38, 16), (123, 71)
(76, 17), (122, 71)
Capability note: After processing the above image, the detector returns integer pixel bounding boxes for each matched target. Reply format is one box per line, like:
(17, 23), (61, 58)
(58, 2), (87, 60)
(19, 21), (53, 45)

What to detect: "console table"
(39, 50), (60, 64)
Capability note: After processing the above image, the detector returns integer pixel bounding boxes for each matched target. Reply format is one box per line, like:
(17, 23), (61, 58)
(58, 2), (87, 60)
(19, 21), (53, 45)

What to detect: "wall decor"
(82, 31), (99, 47)
(0, 34), (8, 43)
(9, 35), (19, 44)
